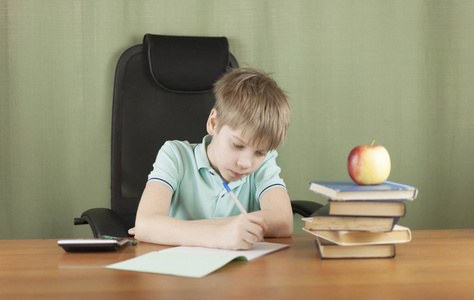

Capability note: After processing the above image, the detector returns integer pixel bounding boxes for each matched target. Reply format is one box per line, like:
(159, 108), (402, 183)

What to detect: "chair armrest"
(74, 208), (129, 238)
(291, 200), (324, 218)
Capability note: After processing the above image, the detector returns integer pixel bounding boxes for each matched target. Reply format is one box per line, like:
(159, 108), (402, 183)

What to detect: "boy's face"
(206, 110), (268, 182)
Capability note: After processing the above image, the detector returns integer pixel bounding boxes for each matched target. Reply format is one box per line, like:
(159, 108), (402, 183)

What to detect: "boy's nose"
(237, 156), (251, 169)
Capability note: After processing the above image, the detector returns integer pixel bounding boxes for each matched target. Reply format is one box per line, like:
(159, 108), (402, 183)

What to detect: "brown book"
(315, 237), (396, 259)
(303, 204), (399, 232)
(328, 200), (406, 217)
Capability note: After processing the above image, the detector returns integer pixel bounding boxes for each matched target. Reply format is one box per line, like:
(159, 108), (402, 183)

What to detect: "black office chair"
(74, 34), (321, 238)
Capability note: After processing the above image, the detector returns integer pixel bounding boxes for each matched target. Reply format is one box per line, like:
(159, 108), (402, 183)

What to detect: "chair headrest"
(144, 34), (230, 93)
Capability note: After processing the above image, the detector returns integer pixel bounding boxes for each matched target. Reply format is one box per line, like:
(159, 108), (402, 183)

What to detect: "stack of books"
(303, 180), (418, 259)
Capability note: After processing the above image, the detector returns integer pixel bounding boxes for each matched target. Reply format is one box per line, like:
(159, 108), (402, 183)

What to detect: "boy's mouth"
(230, 170), (245, 178)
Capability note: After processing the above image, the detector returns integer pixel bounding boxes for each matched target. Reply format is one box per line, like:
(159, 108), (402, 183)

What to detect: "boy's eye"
(256, 151), (266, 157)
(233, 143), (244, 149)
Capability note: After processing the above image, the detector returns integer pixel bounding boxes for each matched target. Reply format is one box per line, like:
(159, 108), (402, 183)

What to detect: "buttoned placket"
(208, 169), (248, 218)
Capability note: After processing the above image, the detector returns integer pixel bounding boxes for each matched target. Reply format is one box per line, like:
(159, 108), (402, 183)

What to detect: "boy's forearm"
(257, 187), (294, 237)
(251, 210), (293, 237)
(134, 215), (224, 248)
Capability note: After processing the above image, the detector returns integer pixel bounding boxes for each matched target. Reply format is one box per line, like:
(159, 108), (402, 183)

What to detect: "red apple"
(347, 139), (391, 185)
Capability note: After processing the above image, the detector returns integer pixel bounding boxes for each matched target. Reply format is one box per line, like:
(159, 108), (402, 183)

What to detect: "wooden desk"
(1, 230), (474, 299)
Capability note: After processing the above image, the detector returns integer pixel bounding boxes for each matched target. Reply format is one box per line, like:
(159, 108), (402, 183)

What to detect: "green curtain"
(1, 0), (473, 239)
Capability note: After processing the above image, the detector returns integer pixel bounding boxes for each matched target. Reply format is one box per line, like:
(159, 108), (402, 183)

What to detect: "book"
(302, 224), (412, 246)
(105, 242), (289, 278)
(315, 237), (396, 259)
(303, 205), (399, 232)
(328, 199), (406, 217)
(303, 216), (398, 233)
(309, 180), (418, 201)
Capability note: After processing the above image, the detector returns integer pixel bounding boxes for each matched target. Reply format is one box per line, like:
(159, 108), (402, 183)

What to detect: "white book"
(303, 225), (412, 246)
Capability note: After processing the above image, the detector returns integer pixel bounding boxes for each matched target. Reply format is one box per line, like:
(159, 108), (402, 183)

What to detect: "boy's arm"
(252, 187), (294, 237)
(134, 181), (267, 250)
(168, 187), (293, 237)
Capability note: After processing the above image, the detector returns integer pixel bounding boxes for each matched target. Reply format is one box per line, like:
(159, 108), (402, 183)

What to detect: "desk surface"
(1, 230), (474, 299)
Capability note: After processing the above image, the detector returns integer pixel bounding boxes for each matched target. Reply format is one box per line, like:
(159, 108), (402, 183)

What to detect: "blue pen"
(222, 182), (247, 214)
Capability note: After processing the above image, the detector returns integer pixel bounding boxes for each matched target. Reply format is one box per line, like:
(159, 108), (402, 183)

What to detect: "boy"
(132, 68), (293, 250)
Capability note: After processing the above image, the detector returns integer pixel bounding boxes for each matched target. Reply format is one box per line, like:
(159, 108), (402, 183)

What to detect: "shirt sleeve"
(147, 141), (184, 192)
(253, 150), (286, 200)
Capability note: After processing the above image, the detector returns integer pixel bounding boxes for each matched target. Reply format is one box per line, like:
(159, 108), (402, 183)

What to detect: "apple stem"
(370, 139), (375, 146)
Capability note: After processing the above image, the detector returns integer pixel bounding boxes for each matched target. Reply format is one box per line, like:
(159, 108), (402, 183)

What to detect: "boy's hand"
(217, 214), (267, 250)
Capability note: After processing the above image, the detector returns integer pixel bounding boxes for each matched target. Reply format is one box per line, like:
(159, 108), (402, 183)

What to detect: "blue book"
(309, 181), (418, 201)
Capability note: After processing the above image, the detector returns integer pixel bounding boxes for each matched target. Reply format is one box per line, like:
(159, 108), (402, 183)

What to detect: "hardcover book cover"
(309, 180), (418, 201)
(315, 238), (396, 259)
(327, 200), (407, 217)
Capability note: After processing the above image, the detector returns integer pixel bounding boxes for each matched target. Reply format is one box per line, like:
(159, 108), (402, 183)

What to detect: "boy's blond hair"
(213, 68), (291, 151)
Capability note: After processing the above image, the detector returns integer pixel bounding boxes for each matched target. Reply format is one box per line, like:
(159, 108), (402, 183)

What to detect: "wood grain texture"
(1, 230), (474, 299)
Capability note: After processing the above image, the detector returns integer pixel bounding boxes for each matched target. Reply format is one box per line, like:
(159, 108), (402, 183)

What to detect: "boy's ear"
(206, 109), (218, 135)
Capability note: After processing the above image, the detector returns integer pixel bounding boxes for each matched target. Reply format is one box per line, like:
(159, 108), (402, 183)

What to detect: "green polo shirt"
(148, 135), (286, 220)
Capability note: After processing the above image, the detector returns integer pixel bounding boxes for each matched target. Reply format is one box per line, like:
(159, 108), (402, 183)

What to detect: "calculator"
(58, 238), (129, 252)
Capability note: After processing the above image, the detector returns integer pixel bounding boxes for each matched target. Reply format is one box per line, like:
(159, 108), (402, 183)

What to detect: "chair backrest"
(111, 34), (239, 229)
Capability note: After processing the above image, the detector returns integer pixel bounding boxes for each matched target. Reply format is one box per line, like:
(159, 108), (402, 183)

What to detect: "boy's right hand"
(217, 214), (267, 250)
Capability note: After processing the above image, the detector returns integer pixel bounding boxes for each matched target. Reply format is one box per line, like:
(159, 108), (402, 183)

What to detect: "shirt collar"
(194, 135), (247, 187)
(195, 135), (213, 171)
